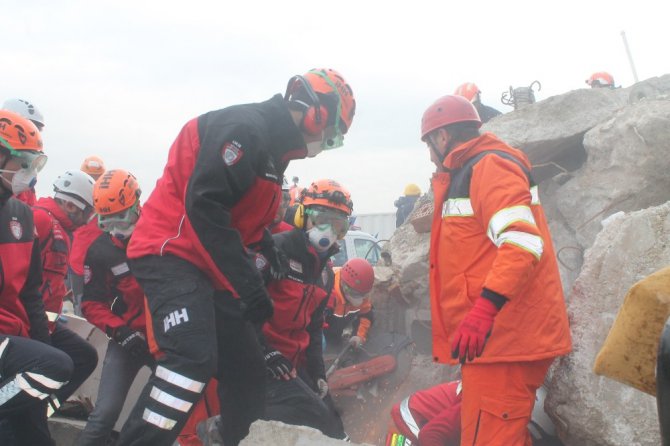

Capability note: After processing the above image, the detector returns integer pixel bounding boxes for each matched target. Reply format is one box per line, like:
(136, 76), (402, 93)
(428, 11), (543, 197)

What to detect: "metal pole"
(621, 30), (639, 83)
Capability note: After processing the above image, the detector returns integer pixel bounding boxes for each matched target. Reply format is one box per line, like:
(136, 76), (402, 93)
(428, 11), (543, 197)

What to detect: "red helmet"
(421, 95), (481, 140)
(586, 72), (615, 88)
(341, 258), (374, 294)
(303, 68), (356, 134)
(454, 82), (481, 102)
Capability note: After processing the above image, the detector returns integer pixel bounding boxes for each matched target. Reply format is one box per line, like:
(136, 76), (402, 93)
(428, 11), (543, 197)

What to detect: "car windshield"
(354, 238), (380, 265)
(331, 240), (347, 267)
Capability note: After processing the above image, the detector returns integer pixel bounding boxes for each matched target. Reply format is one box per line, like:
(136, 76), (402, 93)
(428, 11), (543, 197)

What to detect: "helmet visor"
(306, 207), (349, 238)
(98, 203), (139, 232)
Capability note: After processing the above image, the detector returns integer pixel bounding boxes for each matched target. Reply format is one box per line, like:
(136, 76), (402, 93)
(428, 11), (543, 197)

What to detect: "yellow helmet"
(403, 184), (421, 196)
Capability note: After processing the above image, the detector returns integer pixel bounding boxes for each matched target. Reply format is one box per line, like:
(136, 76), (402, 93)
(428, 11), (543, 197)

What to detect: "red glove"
(451, 297), (500, 364)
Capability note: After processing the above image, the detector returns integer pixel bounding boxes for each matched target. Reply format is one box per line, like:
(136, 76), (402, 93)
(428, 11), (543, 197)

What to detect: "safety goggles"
(98, 203), (139, 232)
(14, 150), (48, 172)
(322, 124), (344, 150)
(306, 207), (350, 238)
(341, 281), (367, 300)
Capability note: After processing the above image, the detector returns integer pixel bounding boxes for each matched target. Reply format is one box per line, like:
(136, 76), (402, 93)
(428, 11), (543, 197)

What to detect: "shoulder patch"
(9, 219), (23, 240)
(222, 141), (243, 166)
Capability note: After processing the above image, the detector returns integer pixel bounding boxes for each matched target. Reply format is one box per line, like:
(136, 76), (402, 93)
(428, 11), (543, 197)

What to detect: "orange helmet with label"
(301, 179), (353, 215)
(454, 82), (481, 102)
(0, 110), (43, 154)
(586, 72), (615, 88)
(421, 95), (482, 140)
(81, 156), (106, 177)
(93, 169), (141, 215)
(303, 68), (356, 134)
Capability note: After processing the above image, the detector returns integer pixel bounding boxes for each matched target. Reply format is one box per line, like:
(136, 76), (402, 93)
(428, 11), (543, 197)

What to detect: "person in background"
(394, 183), (421, 227)
(421, 94), (571, 445)
(117, 68), (356, 446)
(454, 82), (502, 124)
(288, 176), (302, 206)
(32, 170), (99, 415)
(585, 72), (616, 89)
(2, 98), (46, 206)
(80, 156), (106, 181)
(323, 258), (375, 351)
(77, 170), (153, 446)
(0, 109), (73, 445)
(270, 178), (293, 234)
(261, 179), (352, 440)
(70, 156), (107, 314)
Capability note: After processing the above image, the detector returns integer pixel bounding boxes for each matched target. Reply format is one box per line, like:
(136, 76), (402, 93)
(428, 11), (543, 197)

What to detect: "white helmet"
(2, 98), (45, 130)
(53, 170), (95, 210)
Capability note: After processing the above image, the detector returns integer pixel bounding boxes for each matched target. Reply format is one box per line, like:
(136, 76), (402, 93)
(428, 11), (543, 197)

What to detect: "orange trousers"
(460, 358), (553, 446)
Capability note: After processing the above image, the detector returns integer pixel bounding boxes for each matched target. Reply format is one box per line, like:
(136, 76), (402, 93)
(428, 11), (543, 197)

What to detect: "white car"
(331, 230), (383, 267)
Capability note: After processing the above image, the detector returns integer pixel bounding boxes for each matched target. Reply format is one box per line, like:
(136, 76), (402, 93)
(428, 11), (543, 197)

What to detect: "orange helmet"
(586, 72), (615, 88)
(81, 156), (106, 177)
(421, 95), (481, 140)
(454, 82), (481, 102)
(0, 110), (43, 154)
(303, 68), (356, 134)
(93, 169), (141, 215)
(301, 179), (353, 215)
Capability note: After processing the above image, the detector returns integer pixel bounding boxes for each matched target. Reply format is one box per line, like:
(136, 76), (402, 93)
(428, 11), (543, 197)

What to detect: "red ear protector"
(285, 75), (329, 135)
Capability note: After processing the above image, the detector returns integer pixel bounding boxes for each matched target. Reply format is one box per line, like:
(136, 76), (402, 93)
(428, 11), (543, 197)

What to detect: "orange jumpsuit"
(324, 269), (373, 345)
(429, 133), (571, 445)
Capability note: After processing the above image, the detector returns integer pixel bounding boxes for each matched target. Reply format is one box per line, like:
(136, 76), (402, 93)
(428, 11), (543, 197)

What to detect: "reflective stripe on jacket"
(429, 133), (571, 364)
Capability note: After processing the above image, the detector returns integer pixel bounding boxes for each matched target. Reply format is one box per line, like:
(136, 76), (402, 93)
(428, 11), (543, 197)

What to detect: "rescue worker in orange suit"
(2, 98), (46, 206)
(70, 157), (106, 315)
(260, 179), (351, 439)
(32, 170), (99, 415)
(118, 68), (356, 446)
(454, 82), (501, 124)
(323, 258), (375, 351)
(421, 95), (571, 445)
(76, 170), (153, 445)
(0, 110), (74, 445)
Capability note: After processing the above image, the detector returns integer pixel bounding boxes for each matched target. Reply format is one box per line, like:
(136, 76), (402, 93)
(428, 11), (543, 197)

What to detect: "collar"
(260, 95), (308, 168)
(442, 132), (531, 171)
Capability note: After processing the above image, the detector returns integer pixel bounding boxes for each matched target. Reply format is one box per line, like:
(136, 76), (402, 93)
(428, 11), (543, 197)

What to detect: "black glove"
(264, 350), (294, 380)
(250, 229), (288, 281)
(114, 325), (151, 360)
(240, 286), (274, 324)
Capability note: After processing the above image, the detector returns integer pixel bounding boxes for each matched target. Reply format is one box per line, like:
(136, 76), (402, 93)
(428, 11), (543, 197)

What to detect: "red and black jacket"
(127, 95), (306, 302)
(0, 194), (50, 343)
(82, 232), (146, 337)
(262, 228), (336, 382)
(33, 197), (76, 327)
(70, 218), (102, 277)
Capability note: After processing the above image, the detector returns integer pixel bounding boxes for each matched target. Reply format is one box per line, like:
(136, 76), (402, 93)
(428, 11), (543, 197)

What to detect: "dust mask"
(111, 225), (136, 241)
(0, 167), (37, 195)
(306, 140), (324, 158)
(307, 225), (338, 252)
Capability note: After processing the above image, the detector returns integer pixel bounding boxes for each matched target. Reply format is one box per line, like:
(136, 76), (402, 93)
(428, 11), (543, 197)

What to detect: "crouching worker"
(323, 258), (375, 352)
(389, 381), (561, 446)
(77, 170), (154, 446)
(261, 179), (351, 440)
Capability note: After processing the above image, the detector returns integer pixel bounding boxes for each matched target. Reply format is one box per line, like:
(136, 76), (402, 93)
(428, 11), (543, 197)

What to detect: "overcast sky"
(4, 0), (670, 213)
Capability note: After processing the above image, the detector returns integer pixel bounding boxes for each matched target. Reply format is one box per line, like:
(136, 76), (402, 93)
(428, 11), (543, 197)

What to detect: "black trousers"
(265, 373), (346, 440)
(51, 322), (98, 405)
(0, 334), (74, 446)
(116, 255), (266, 446)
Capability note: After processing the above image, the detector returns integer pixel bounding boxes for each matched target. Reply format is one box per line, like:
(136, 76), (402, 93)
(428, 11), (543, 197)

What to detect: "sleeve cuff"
(481, 288), (508, 310)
